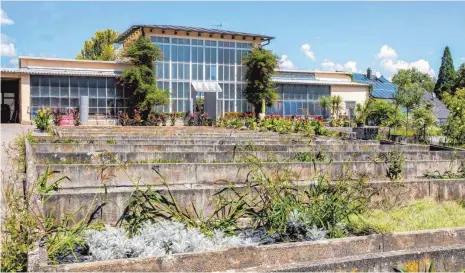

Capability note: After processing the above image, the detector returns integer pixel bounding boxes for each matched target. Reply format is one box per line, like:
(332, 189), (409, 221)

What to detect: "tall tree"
(442, 88), (465, 145)
(394, 83), (425, 136)
(119, 36), (169, 118)
(392, 67), (435, 92)
(434, 46), (456, 99)
(76, 29), (120, 61)
(453, 63), (465, 93)
(243, 47), (279, 116)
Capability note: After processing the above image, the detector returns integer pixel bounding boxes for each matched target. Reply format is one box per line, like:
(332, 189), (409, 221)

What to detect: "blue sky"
(1, 1), (464, 79)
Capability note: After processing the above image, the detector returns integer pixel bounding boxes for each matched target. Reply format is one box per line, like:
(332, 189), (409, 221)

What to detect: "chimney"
(367, 68), (372, 79)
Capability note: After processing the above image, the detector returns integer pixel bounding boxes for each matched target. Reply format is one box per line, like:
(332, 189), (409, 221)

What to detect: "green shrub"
(34, 107), (53, 131)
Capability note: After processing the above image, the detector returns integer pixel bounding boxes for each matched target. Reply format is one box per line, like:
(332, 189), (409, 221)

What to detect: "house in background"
(1, 24), (397, 124)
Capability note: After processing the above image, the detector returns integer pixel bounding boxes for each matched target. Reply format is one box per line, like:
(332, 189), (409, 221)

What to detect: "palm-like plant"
(318, 96), (331, 119)
(330, 95), (344, 118)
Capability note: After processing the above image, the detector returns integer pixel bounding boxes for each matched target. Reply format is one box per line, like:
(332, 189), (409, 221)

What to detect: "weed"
(105, 138), (117, 144)
(374, 149), (405, 181)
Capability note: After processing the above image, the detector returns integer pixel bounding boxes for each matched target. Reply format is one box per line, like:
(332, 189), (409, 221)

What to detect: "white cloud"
(0, 9), (14, 25)
(377, 45), (397, 60)
(320, 59), (358, 73)
(300, 44), (315, 61)
(377, 45), (435, 77)
(460, 57), (465, 62)
(9, 58), (19, 65)
(1, 33), (14, 43)
(380, 58), (434, 77)
(375, 71), (381, 78)
(1, 42), (16, 57)
(279, 55), (295, 69)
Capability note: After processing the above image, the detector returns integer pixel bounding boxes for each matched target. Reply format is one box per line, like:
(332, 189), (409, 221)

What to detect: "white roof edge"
(273, 78), (369, 86)
(19, 56), (129, 65)
(276, 69), (351, 75)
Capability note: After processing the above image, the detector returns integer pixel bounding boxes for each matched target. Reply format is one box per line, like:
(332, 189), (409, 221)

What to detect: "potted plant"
(34, 107), (53, 132)
(160, 113), (167, 126)
(72, 108), (81, 126)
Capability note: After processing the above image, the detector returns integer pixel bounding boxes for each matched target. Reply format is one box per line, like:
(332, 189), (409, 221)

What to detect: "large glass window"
(30, 75), (128, 119)
(272, 84), (330, 117)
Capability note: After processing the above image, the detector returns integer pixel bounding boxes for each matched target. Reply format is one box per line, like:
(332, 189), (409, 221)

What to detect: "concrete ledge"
(38, 227), (465, 272)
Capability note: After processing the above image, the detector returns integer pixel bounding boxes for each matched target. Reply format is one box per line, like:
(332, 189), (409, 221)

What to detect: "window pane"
(70, 98), (79, 108)
(79, 78), (88, 97)
(70, 77), (79, 98)
(107, 78), (116, 98)
(89, 98), (97, 107)
(31, 97), (40, 106)
(172, 64), (177, 79)
(31, 76), (40, 96)
(211, 65), (217, 80)
(98, 98), (106, 107)
(60, 98), (69, 108)
(89, 79), (97, 97)
(60, 77), (69, 97)
(40, 77), (50, 97)
(50, 77), (59, 97)
(98, 78), (106, 98)
(172, 45), (178, 61)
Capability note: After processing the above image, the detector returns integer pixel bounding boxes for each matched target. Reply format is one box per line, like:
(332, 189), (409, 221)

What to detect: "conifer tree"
(76, 29), (120, 61)
(434, 46), (456, 99)
(453, 63), (465, 93)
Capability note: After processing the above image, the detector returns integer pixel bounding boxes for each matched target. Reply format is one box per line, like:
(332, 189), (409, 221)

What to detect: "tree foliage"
(242, 47), (279, 115)
(119, 37), (169, 117)
(453, 63), (465, 93)
(442, 88), (465, 145)
(434, 46), (456, 99)
(365, 99), (401, 126)
(412, 101), (436, 142)
(394, 83), (425, 135)
(392, 67), (435, 92)
(76, 29), (120, 61)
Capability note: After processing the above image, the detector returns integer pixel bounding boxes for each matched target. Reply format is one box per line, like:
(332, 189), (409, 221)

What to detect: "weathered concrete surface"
(44, 179), (465, 224)
(32, 150), (465, 164)
(37, 228), (465, 272)
(30, 143), (430, 153)
(35, 160), (455, 189)
(262, 245), (465, 272)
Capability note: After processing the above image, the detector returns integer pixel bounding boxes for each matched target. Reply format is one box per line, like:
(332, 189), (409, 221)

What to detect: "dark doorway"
(1, 79), (20, 123)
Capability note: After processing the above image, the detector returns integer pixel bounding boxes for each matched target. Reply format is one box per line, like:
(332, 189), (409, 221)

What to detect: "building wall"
(20, 58), (131, 72)
(330, 85), (369, 116)
(314, 72), (351, 82)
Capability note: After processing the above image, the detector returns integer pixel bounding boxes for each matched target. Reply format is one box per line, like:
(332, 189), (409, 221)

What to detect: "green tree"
(434, 46), (456, 99)
(453, 63), (465, 93)
(392, 67), (435, 92)
(394, 83), (425, 135)
(318, 96), (331, 119)
(243, 47), (279, 116)
(76, 29), (120, 61)
(412, 101), (436, 142)
(365, 99), (400, 126)
(442, 88), (465, 145)
(119, 37), (169, 118)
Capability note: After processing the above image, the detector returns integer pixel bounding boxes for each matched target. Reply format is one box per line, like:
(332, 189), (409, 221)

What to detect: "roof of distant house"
(424, 92), (450, 121)
(116, 25), (275, 43)
(352, 73), (397, 99)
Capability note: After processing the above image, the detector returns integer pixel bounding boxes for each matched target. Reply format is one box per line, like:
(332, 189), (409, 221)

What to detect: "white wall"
(330, 85), (369, 115)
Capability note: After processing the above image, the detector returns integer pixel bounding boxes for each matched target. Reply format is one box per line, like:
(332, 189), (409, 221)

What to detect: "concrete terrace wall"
(43, 178), (465, 224)
(35, 228), (465, 272)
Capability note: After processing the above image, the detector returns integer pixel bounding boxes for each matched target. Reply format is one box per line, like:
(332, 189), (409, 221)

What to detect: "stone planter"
(174, 119), (184, 127)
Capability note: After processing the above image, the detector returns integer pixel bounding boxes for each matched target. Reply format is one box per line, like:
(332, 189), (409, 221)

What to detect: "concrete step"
(34, 160), (453, 189)
(32, 150), (465, 164)
(30, 143), (430, 153)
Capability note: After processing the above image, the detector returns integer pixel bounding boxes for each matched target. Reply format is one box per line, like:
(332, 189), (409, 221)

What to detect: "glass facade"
(30, 75), (128, 119)
(267, 84), (330, 117)
(151, 35), (254, 114)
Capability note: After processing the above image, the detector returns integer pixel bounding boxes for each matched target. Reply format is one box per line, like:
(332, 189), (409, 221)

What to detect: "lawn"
(349, 198), (465, 234)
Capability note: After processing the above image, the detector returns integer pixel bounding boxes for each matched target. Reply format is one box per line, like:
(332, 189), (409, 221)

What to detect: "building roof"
(272, 70), (367, 86)
(352, 73), (397, 99)
(18, 56), (128, 65)
(115, 25), (275, 43)
(272, 78), (369, 86)
(424, 92), (450, 121)
(1, 68), (121, 77)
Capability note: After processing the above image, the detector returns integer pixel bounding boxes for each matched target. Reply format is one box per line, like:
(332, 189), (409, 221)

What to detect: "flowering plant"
(34, 107), (53, 131)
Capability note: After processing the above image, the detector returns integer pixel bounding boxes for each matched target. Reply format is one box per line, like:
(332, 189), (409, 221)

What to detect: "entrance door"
(1, 79), (20, 123)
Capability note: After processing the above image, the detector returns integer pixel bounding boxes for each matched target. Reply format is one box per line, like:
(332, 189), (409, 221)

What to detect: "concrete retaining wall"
(35, 228), (465, 272)
(30, 143), (430, 153)
(44, 179), (465, 223)
(35, 160), (454, 189)
(32, 150), (465, 164)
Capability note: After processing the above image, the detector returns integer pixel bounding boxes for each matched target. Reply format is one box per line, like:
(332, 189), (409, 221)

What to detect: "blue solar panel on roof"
(352, 73), (397, 99)
(275, 71), (316, 81)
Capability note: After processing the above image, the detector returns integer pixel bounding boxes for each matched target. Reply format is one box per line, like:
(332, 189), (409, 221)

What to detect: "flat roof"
(1, 67), (120, 77)
(276, 69), (351, 75)
(18, 56), (128, 65)
(115, 25), (275, 43)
